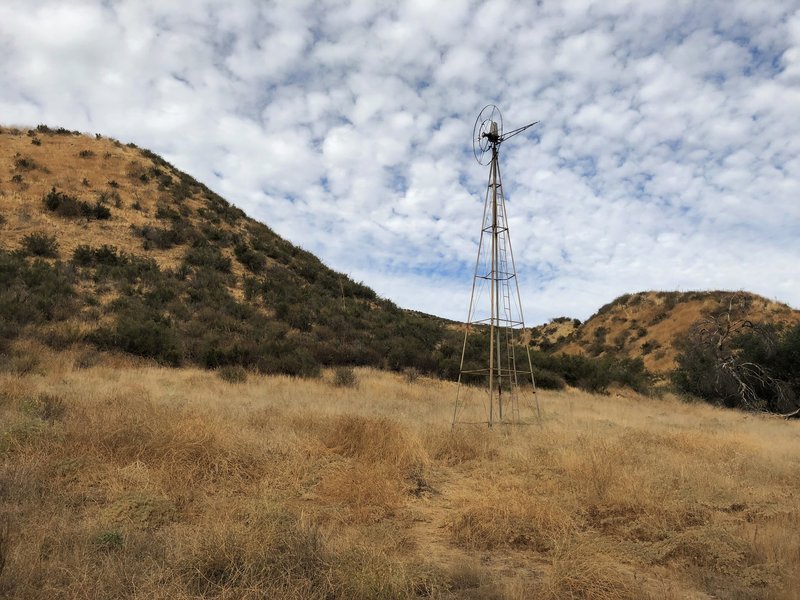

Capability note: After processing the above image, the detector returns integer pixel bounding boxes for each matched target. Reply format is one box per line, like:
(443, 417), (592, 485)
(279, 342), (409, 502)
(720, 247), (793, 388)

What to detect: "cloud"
(1, 0), (799, 324)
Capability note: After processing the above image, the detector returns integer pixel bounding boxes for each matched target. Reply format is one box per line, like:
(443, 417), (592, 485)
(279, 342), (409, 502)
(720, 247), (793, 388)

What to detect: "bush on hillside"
(532, 367), (566, 390)
(0, 251), (75, 333)
(137, 224), (194, 250)
(218, 365), (248, 383)
(530, 351), (650, 394)
(672, 322), (800, 413)
(257, 344), (320, 378)
(234, 242), (267, 273)
(333, 366), (358, 388)
(43, 187), (111, 220)
(95, 310), (183, 366)
(184, 244), (231, 273)
(20, 232), (59, 258)
(14, 155), (37, 170)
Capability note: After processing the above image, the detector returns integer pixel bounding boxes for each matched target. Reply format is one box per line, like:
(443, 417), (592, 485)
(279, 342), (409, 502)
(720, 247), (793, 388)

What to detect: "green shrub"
(92, 201), (111, 219)
(258, 345), (320, 378)
(218, 365), (248, 383)
(640, 340), (661, 355)
(0, 251), (75, 326)
(43, 187), (80, 215)
(43, 187), (111, 220)
(403, 367), (421, 383)
(138, 224), (189, 250)
(97, 189), (122, 207)
(333, 366), (358, 388)
(20, 232), (59, 257)
(93, 530), (124, 552)
(184, 245), (231, 273)
(14, 156), (36, 170)
(234, 242), (267, 273)
(530, 351), (650, 394)
(532, 367), (566, 390)
(99, 310), (184, 366)
(672, 323), (800, 413)
(72, 245), (95, 266)
(33, 393), (67, 422)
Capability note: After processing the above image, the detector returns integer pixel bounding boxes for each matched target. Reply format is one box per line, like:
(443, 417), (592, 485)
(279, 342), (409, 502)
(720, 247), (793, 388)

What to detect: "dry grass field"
(1, 344), (799, 599)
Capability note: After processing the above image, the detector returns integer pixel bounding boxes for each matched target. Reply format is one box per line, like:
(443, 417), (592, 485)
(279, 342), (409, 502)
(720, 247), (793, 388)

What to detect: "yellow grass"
(1, 346), (799, 599)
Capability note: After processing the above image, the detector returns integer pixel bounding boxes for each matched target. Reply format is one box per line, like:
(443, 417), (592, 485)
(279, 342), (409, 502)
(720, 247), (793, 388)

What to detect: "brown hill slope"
(2, 125), (261, 278)
(550, 290), (800, 373)
(0, 125), (455, 375)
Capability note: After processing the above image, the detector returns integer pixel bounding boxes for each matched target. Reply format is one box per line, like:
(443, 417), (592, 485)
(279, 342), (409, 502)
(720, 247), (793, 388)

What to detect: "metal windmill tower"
(452, 105), (541, 427)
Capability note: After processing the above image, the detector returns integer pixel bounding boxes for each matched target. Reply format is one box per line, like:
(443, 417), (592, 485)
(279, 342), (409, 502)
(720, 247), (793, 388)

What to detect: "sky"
(2, 0), (799, 324)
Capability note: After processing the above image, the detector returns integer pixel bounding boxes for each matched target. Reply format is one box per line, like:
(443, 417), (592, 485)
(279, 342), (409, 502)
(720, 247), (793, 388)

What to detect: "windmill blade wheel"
(472, 104), (503, 165)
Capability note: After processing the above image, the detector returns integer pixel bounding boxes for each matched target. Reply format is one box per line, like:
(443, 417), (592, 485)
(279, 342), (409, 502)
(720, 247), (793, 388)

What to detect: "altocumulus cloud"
(1, 0), (799, 323)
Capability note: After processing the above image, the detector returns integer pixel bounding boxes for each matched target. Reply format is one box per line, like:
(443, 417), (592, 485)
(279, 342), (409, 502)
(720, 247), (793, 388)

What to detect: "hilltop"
(532, 290), (800, 374)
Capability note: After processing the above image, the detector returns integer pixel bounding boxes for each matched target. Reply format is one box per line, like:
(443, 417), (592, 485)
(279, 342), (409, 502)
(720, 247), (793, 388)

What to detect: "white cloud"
(1, 0), (799, 324)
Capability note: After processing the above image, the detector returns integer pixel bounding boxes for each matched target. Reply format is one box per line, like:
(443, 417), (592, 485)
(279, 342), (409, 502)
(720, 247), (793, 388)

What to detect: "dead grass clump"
(322, 414), (426, 471)
(317, 461), (407, 523)
(81, 394), (162, 462)
(330, 547), (444, 600)
(541, 537), (641, 600)
(741, 512), (800, 571)
(449, 491), (574, 552)
(0, 377), (32, 408)
(424, 425), (499, 465)
(102, 492), (177, 530)
(23, 392), (67, 422)
(1, 411), (65, 454)
(586, 500), (709, 543)
(650, 526), (747, 572)
(316, 415), (433, 523)
(0, 350), (41, 376)
(180, 508), (434, 599)
(563, 434), (629, 503)
(76, 395), (264, 490)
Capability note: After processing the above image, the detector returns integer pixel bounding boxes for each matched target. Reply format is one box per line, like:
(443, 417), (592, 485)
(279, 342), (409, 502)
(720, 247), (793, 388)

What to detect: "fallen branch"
(780, 407), (800, 420)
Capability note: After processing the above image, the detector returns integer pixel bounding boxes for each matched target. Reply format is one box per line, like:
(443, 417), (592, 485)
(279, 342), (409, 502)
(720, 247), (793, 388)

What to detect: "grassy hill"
(533, 291), (800, 374)
(0, 125), (461, 377)
(1, 352), (799, 599)
(3, 124), (799, 405)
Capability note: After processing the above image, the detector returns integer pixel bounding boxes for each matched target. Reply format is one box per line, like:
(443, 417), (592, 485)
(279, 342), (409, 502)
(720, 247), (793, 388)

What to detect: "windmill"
(452, 105), (541, 427)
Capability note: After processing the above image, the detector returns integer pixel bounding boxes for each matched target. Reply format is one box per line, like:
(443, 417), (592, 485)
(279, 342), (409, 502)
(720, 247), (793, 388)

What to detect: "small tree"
(672, 295), (799, 415)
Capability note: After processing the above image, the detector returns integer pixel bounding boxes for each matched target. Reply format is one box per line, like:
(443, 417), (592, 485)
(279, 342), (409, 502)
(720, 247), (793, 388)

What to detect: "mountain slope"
(4, 125), (799, 389)
(543, 290), (800, 373)
(0, 125), (460, 375)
